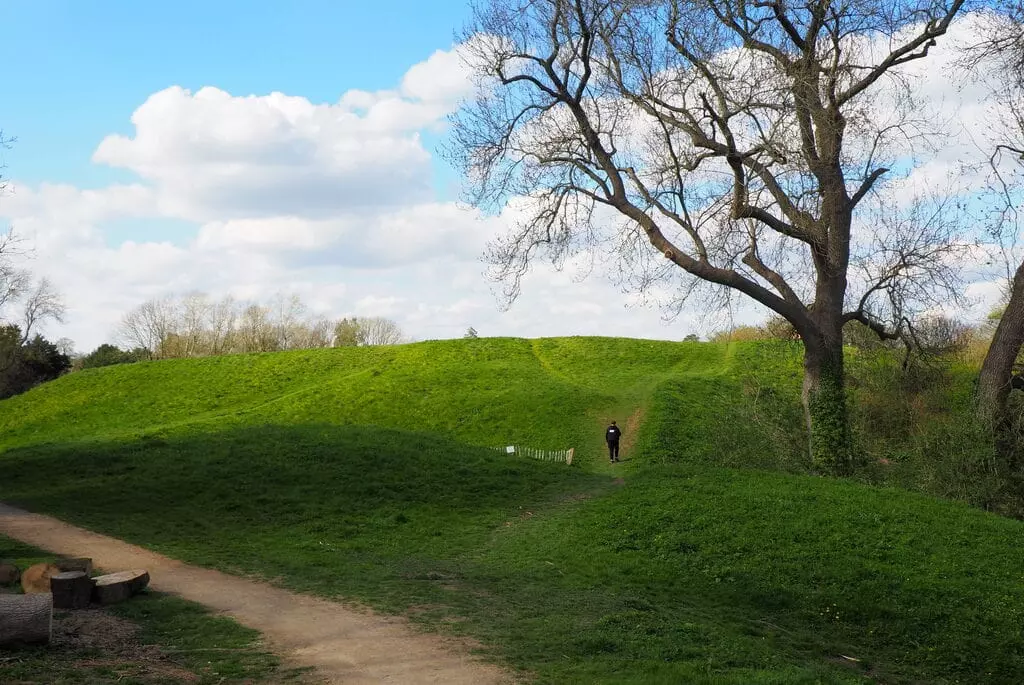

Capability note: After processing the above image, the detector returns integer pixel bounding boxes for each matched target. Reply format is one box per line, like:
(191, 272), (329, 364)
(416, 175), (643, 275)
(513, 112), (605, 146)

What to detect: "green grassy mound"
(2, 337), (1022, 683)
(0, 337), (712, 463)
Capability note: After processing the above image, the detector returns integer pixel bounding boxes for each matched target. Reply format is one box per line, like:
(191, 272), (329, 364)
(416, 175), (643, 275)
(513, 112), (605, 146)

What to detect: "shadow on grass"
(0, 423), (601, 559)
(3, 425), (1023, 684)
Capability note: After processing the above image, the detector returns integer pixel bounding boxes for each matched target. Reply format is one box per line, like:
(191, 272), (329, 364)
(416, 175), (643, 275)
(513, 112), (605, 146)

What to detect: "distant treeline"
(69, 292), (408, 369)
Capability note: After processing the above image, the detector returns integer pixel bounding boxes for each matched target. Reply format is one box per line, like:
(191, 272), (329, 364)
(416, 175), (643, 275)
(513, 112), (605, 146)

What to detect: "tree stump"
(21, 563), (61, 594)
(91, 569), (150, 605)
(0, 561), (20, 585)
(51, 571), (95, 609)
(0, 593), (52, 645)
(56, 557), (93, 575)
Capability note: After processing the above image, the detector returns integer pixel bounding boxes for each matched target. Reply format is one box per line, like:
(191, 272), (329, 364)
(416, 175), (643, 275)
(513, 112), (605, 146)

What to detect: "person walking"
(606, 420), (622, 463)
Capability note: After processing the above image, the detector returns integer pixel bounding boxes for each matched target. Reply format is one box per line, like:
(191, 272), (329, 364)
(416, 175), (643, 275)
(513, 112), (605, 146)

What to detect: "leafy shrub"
(78, 343), (151, 370)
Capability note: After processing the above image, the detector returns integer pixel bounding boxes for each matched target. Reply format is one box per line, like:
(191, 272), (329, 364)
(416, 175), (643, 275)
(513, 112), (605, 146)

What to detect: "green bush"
(79, 343), (151, 369)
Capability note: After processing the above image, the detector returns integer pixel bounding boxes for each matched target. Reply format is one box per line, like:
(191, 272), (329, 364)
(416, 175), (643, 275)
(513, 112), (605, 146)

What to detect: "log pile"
(0, 556), (151, 644)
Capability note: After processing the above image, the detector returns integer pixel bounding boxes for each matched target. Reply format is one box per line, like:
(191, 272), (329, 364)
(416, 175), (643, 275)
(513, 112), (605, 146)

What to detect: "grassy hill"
(2, 337), (1022, 684)
(0, 337), (719, 462)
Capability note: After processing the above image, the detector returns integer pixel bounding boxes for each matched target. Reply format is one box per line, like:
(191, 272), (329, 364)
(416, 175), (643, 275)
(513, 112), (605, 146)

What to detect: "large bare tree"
(0, 230), (30, 322)
(969, 4), (1024, 431)
(451, 0), (967, 471)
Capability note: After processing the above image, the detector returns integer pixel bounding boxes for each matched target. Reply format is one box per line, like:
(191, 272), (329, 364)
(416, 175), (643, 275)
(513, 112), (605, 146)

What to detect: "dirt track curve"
(0, 503), (514, 685)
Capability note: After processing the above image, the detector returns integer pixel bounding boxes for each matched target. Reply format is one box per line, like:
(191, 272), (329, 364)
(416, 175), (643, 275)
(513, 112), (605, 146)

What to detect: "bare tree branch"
(20, 278), (66, 344)
(451, 0), (970, 468)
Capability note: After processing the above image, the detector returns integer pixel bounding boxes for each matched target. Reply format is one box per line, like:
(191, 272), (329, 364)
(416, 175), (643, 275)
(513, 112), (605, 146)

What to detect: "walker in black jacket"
(606, 421), (622, 462)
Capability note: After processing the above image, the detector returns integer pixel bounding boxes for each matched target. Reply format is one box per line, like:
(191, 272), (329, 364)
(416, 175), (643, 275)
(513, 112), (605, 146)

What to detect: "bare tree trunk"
(978, 260), (1024, 430)
(802, 335), (852, 474)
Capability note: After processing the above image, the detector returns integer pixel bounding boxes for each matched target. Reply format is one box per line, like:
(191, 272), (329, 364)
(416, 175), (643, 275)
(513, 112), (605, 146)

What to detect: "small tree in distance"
(358, 317), (406, 346)
(332, 317), (406, 347)
(333, 318), (363, 347)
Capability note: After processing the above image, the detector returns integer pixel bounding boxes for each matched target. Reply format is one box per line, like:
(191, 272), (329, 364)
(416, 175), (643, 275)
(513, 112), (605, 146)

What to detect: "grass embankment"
(2, 337), (1022, 683)
(0, 337), (709, 462)
(1, 535), (291, 684)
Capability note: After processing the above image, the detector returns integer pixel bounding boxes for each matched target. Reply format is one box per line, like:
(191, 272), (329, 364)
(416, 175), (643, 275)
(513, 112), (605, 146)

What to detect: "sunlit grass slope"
(0, 337), (713, 462)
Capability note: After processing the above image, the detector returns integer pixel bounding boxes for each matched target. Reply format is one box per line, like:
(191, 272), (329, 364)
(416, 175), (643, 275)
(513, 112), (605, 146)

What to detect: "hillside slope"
(0, 337), (720, 462)
(3, 337), (1023, 684)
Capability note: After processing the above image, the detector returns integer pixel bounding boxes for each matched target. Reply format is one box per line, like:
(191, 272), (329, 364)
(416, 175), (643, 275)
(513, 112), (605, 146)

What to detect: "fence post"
(566, 448), (574, 465)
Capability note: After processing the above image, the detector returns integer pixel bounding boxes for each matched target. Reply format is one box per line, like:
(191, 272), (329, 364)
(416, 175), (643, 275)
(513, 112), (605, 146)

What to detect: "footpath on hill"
(0, 502), (513, 685)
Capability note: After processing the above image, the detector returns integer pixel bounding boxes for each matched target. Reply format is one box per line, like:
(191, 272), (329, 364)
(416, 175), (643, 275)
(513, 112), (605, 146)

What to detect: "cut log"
(51, 571), (95, 610)
(21, 563), (61, 594)
(0, 561), (20, 585)
(0, 593), (52, 645)
(91, 569), (150, 605)
(56, 557), (93, 575)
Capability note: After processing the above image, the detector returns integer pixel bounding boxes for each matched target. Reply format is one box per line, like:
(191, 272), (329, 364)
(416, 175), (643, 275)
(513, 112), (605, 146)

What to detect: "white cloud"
(193, 201), (496, 269)
(1, 182), (155, 252)
(2, 182), (154, 222)
(400, 47), (474, 105)
(353, 295), (406, 317)
(92, 86), (434, 222)
(86, 43), (476, 226)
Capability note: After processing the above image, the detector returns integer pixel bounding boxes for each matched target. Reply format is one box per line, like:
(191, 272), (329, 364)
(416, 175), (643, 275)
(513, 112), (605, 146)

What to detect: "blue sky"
(5, 0), (468, 186)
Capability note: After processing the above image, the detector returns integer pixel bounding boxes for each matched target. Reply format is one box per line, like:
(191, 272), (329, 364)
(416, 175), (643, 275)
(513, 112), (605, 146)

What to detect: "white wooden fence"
(496, 445), (575, 465)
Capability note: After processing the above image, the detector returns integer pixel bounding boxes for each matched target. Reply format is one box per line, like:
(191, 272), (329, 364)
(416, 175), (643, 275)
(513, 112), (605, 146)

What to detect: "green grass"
(2, 337), (1023, 683)
(0, 536), (292, 684)
(0, 337), (705, 462)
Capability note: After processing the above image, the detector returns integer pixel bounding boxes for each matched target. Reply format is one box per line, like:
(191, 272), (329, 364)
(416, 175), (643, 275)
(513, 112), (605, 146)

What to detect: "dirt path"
(0, 503), (514, 685)
(621, 405), (645, 457)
